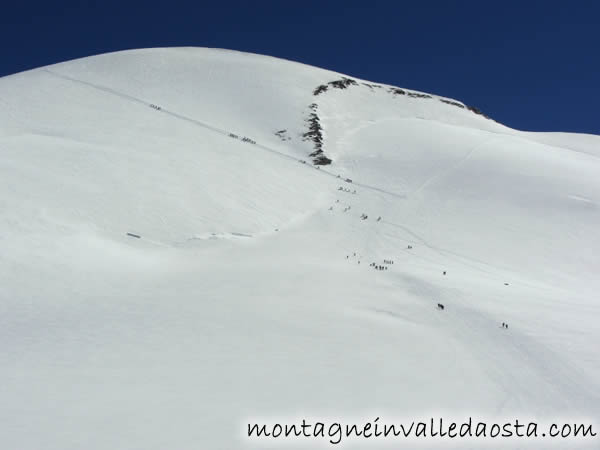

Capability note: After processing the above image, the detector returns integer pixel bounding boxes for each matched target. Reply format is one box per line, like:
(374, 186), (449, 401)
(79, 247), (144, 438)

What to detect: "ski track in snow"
(44, 68), (409, 200)
(410, 137), (490, 196)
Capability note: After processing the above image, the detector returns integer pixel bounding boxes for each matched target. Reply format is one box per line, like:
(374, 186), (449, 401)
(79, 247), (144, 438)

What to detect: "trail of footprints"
(329, 184), (511, 329)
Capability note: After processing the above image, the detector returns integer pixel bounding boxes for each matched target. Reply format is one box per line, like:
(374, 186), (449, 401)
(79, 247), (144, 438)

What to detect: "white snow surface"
(1, 47), (599, 449)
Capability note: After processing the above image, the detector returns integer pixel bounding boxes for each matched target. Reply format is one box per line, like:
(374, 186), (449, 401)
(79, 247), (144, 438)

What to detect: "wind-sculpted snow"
(0, 47), (599, 449)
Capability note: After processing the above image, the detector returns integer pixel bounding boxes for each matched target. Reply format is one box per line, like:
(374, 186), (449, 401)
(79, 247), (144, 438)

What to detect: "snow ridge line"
(42, 69), (408, 200)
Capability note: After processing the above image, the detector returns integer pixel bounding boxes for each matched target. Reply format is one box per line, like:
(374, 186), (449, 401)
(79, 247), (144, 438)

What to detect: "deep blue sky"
(1, 1), (599, 134)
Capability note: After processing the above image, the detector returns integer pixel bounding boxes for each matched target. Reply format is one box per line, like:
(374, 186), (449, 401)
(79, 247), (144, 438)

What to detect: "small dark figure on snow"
(443, 271), (446, 275)
(437, 303), (444, 310)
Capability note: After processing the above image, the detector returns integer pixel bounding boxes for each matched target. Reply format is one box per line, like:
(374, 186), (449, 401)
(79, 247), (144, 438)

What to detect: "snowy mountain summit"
(1, 48), (599, 449)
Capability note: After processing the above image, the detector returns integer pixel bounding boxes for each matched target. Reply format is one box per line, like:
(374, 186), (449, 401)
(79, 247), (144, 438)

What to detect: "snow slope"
(1, 47), (599, 449)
